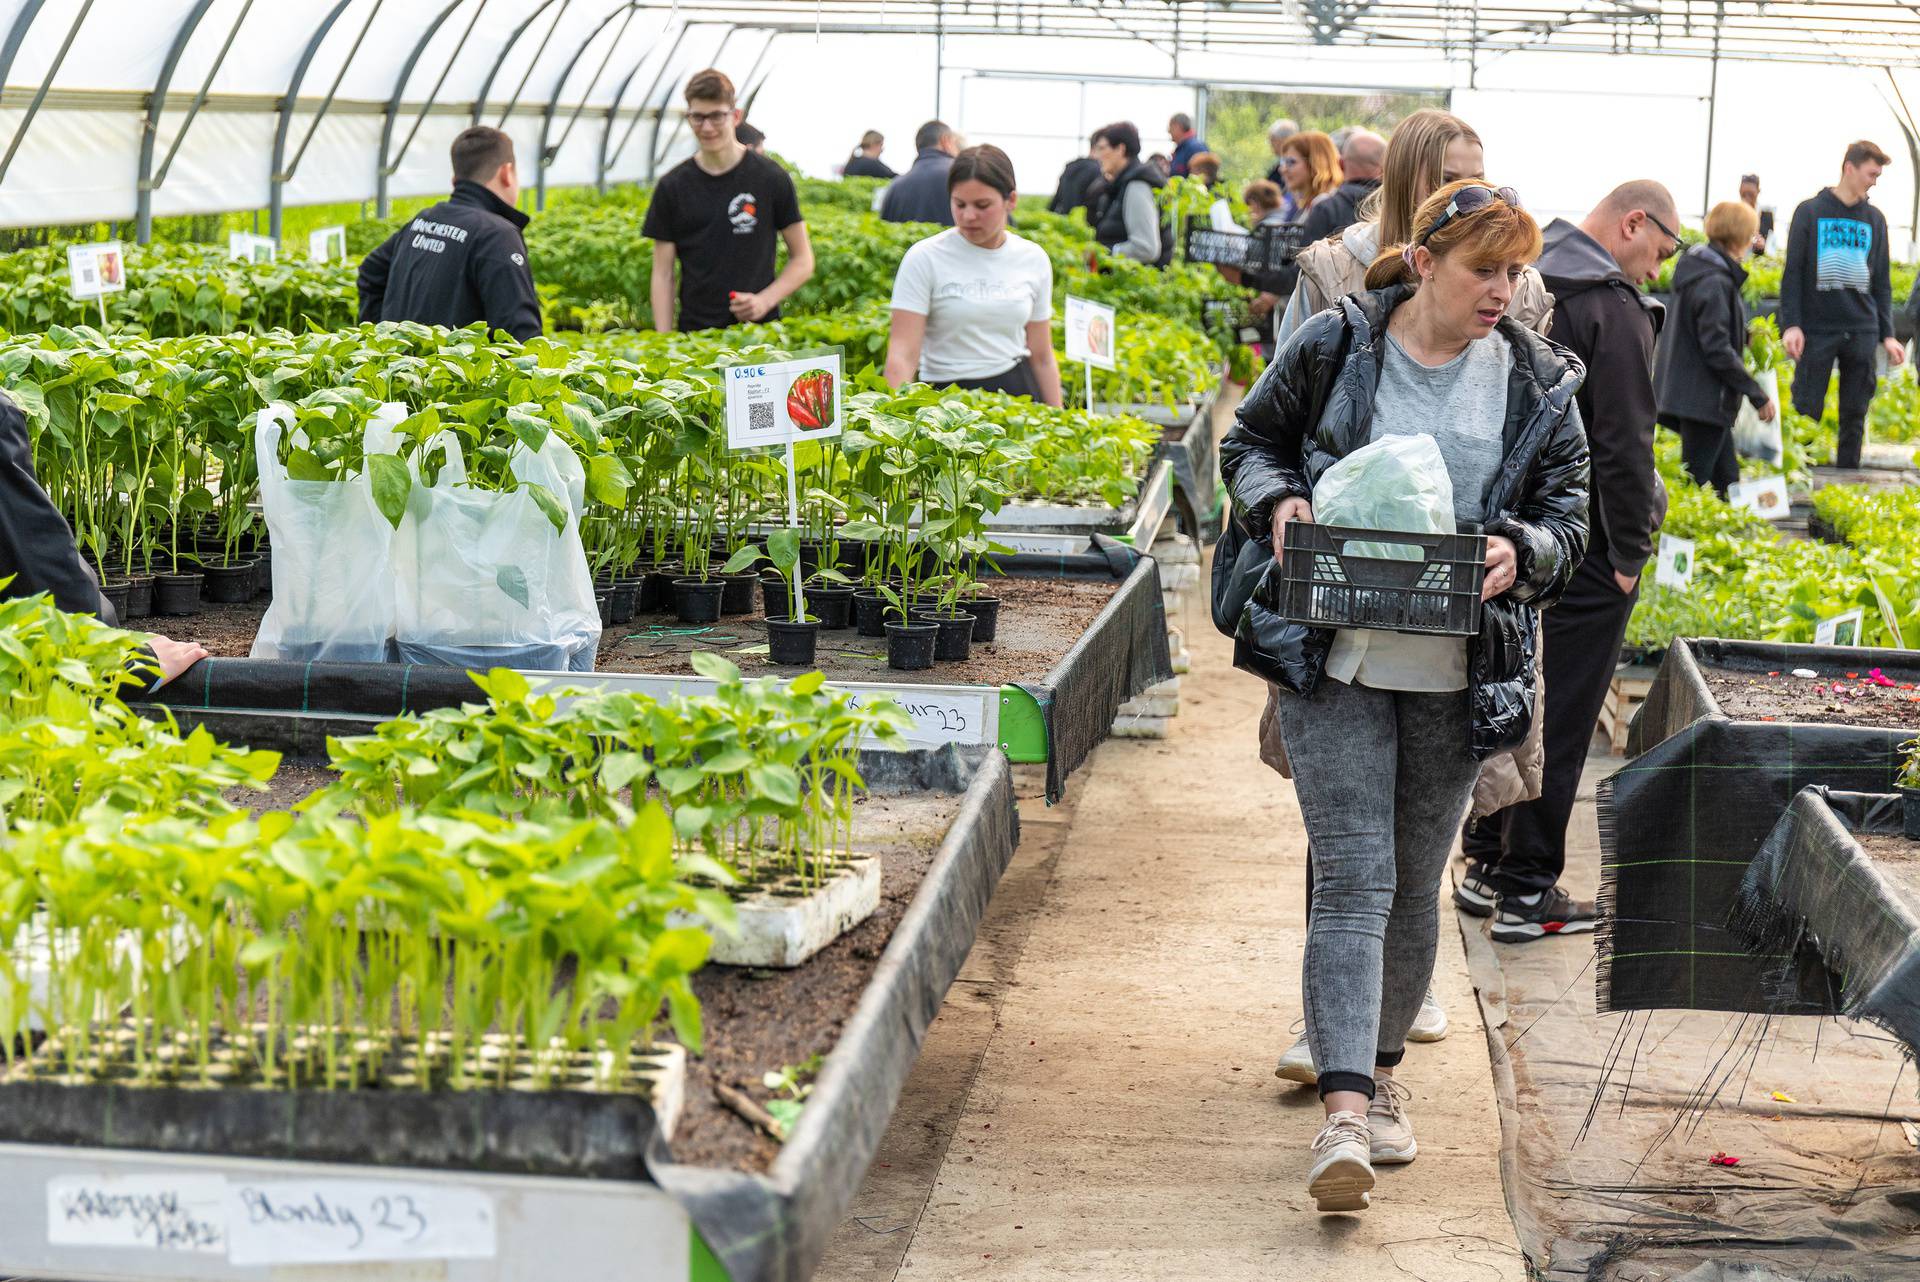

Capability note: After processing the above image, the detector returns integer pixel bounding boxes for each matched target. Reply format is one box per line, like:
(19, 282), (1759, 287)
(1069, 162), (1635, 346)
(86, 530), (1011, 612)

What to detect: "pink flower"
(1869, 668), (1897, 688)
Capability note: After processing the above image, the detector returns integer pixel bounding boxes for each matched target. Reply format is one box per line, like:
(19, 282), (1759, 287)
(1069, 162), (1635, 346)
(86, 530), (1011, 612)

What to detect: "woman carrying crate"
(1220, 180), (1590, 1214)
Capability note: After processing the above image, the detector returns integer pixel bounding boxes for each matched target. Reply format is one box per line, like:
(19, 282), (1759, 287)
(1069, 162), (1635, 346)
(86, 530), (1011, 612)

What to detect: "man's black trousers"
(1788, 329), (1879, 470)
(1461, 547), (1638, 895)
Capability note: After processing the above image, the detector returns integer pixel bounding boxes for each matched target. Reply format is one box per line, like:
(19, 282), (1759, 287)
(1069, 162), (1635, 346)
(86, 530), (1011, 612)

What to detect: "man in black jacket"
(1297, 129), (1384, 246)
(879, 121), (959, 225)
(1049, 135), (1103, 216)
(357, 127), (541, 342)
(1458, 179), (1680, 944)
(0, 395), (205, 686)
(1781, 140), (1907, 469)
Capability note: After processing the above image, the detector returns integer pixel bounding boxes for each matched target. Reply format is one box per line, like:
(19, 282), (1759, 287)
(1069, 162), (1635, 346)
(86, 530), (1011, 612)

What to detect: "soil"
(1702, 666), (1920, 730)
(219, 758), (967, 1177)
(170, 577), (1120, 690)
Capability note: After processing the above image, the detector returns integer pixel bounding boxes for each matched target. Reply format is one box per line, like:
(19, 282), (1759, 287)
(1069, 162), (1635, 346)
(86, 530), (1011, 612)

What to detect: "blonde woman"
(1277, 130), (1342, 217)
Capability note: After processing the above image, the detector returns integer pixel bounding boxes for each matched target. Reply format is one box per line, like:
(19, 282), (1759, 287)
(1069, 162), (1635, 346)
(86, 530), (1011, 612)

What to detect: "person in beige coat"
(1269, 107), (1556, 1087)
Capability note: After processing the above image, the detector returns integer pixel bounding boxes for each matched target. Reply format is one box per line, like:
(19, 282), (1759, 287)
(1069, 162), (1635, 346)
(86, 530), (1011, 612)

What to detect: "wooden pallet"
(1600, 664), (1658, 755)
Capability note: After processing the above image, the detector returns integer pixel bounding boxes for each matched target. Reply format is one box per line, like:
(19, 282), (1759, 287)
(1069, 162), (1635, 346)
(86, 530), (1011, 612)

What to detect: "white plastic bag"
(251, 402), (404, 663)
(1312, 433), (1457, 559)
(391, 428), (601, 672)
(1732, 367), (1783, 466)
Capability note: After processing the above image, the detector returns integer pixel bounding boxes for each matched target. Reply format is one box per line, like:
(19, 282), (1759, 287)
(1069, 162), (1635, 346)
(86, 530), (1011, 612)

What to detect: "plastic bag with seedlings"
(1312, 432), (1456, 560)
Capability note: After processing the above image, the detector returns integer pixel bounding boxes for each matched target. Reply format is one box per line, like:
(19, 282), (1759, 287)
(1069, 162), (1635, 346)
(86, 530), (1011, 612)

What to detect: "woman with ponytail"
(844, 130), (895, 179)
(1220, 179), (1590, 1214)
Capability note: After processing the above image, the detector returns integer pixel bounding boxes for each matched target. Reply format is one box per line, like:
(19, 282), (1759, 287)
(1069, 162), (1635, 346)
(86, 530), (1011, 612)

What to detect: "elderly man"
(1297, 129), (1385, 245)
(1263, 116), (1301, 190)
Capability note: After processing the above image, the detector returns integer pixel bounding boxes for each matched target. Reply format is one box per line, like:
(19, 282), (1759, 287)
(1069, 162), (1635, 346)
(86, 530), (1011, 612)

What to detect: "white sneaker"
(1367, 1078), (1417, 1165)
(1307, 1111), (1376, 1212)
(1274, 1028), (1317, 1085)
(1407, 987), (1448, 1042)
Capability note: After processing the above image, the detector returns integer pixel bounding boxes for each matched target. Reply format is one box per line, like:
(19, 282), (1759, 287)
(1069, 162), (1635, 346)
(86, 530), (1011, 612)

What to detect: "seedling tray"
(983, 458), (1173, 544)
(677, 856), (882, 969)
(1273, 523), (1487, 636)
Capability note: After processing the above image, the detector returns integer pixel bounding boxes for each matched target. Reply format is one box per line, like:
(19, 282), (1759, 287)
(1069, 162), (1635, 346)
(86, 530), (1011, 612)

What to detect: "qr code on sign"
(748, 400), (775, 433)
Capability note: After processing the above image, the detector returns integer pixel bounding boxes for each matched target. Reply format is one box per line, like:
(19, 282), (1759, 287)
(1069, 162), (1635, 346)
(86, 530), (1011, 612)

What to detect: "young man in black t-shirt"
(643, 69), (814, 332)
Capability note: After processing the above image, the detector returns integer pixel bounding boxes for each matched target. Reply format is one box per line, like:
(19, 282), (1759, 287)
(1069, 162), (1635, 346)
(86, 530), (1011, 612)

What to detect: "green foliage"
(1200, 89), (1448, 196)
(0, 242), (356, 337)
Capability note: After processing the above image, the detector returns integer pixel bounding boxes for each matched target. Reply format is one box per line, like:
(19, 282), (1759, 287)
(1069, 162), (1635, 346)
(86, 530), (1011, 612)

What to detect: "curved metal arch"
(376, 0), (468, 216)
(0, 1), (47, 99)
(137, 0), (247, 243)
(0, 0), (92, 188)
(650, 24), (739, 179)
(491, 0), (571, 127)
(265, 0), (356, 240)
(601, 19), (695, 186)
(533, 1), (641, 208)
(471, 0), (565, 125)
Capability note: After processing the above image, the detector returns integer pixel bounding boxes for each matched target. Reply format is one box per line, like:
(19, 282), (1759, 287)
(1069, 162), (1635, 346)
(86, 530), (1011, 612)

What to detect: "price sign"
(1064, 295), (1117, 370)
(229, 232), (277, 264)
(225, 1179), (497, 1266)
(66, 241), (126, 302)
(308, 225), (347, 263)
(1654, 535), (1696, 590)
(1814, 608), (1864, 647)
(46, 1174), (227, 1253)
(723, 353), (843, 451)
(1727, 474), (1790, 520)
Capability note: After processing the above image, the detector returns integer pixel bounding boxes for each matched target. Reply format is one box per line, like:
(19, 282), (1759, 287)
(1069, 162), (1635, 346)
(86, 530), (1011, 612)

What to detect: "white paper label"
(308, 225), (347, 263)
(842, 688), (989, 746)
(1814, 608), (1864, 647)
(1727, 474), (1791, 520)
(46, 1174), (228, 1253)
(66, 241), (126, 300)
(1654, 535), (1696, 589)
(723, 354), (844, 451)
(225, 1180), (496, 1266)
(1064, 295), (1117, 370)
(229, 232), (277, 264)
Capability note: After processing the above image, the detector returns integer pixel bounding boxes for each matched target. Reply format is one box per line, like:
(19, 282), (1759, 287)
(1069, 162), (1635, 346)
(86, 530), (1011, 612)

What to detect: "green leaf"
(368, 452), (411, 528)
(689, 651), (740, 683)
(523, 481), (568, 533)
(496, 565), (531, 609)
(749, 762), (801, 807)
(586, 452), (632, 506)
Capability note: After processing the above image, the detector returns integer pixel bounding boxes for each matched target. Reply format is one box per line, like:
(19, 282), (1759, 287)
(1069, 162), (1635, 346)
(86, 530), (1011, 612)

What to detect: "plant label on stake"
(1655, 535), (1696, 590)
(1814, 608), (1864, 647)
(1064, 295), (1116, 408)
(1727, 474), (1791, 520)
(66, 240), (125, 329)
(228, 232), (276, 264)
(723, 350), (843, 516)
(308, 225), (347, 263)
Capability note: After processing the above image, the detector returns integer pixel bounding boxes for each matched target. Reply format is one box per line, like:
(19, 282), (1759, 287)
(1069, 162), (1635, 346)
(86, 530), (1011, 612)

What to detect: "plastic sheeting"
(1599, 639), (1913, 1015)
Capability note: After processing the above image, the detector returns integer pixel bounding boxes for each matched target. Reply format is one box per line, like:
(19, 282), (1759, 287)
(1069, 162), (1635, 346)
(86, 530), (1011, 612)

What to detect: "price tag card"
(46, 1173), (227, 1253)
(226, 1179), (497, 1266)
(1654, 535), (1696, 590)
(1727, 474), (1791, 520)
(1814, 608), (1864, 647)
(1064, 295), (1117, 370)
(308, 225), (347, 263)
(229, 232), (277, 264)
(723, 353), (843, 451)
(66, 241), (126, 300)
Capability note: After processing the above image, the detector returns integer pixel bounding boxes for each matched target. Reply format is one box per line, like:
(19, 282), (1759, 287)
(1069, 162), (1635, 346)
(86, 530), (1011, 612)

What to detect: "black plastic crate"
(1275, 522), (1487, 637)
(1184, 223), (1305, 273)
(1203, 298), (1266, 343)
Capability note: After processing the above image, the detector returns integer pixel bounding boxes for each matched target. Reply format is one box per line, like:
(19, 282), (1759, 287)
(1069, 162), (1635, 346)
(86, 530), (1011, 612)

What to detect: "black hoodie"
(1780, 187), (1894, 340)
(1535, 218), (1666, 580)
(1655, 243), (1770, 430)
(357, 181), (542, 342)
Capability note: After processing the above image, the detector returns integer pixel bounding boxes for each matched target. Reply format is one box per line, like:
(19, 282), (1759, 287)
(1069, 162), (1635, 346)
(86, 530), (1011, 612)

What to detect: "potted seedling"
(1900, 737), (1920, 841)
(756, 529), (821, 666)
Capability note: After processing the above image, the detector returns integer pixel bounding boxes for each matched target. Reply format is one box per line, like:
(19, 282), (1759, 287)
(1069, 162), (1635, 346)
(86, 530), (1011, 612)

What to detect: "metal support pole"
(494, 0), (571, 128)
(273, 0), (385, 241)
(267, 0), (354, 243)
(651, 26), (736, 178)
(0, 1), (47, 112)
(377, 0), (470, 218)
(1700, 3), (1722, 222)
(135, 0), (224, 242)
(933, 0), (944, 119)
(0, 0), (93, 189)
(732, 32), (772, 119)
(605, 21), (691, 181)
(536, 2), (639, 211)
(473, 0), (564, 124)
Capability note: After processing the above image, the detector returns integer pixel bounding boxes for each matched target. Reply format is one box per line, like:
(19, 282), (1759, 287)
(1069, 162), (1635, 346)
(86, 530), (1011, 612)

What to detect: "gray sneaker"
(1367, 1077), (1417, 1165)
(1275, 1027), (1317, 1085)
(1307, 1110), (1375, 1212)
(1407, 987), (1448, 1042)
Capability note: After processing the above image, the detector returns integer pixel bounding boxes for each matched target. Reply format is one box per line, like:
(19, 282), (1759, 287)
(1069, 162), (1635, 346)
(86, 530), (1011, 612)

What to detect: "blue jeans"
(1276, 676), (1480, 1100)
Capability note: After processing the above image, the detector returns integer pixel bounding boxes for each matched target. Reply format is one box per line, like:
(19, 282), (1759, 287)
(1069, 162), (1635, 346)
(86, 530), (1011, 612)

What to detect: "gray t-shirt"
(1325, 328), (1511, 693)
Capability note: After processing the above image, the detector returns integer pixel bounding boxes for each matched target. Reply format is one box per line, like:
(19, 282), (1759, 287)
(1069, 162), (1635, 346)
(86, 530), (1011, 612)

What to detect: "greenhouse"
(0, 2), (1918, 1280)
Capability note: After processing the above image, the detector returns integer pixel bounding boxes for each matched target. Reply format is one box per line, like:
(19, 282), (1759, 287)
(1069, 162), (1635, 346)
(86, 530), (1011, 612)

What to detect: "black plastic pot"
(123, 574), (154, 618)
(202, 559), (257, 604)
(673, 577), (724, 625)
(638, 563), (680, 613)
(767, 615), (821, 666)
(1904, 786), (1920, 841)
(854, 590), (894, 638)
(809, 583), (856, 630)
(886, 619), (938, 671)
(719, 572), (760, 616)
(99, 580), (130, 620)
(596, 591), (614, 628)
(960, 594), (1002, 642)
(914, 609), (975, 662)
(153, 572), (204, 617)
(610, 577), (640, 624)
(253, 550), (273, 600)
(762, 574), (793, 620)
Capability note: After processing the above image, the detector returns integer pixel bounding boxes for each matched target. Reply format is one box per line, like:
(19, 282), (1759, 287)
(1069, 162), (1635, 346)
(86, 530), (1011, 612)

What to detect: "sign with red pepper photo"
(722, 352), (845, 451)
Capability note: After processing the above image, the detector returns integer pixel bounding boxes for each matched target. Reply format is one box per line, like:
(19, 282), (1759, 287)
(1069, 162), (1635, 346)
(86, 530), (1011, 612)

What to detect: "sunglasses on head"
(1416, 184), (1521, 246)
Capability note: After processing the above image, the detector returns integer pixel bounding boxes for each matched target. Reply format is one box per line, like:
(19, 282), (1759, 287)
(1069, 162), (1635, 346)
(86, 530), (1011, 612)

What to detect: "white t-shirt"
(889, 229), (1053, 382)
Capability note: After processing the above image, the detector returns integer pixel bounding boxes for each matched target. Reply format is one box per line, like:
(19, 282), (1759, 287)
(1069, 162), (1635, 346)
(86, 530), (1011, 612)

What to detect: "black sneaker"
(1491, 885), (1597, 943)
(1453, 862), (1498, 918)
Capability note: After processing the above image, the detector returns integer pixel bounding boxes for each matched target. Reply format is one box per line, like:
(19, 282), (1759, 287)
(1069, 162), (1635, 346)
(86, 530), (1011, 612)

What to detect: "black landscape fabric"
(1599, 640), (1911, 1014)
(647, 749), (1020, 1282)
(1153, 396), (1219, 536)
(1731, 788), (1920, 1056)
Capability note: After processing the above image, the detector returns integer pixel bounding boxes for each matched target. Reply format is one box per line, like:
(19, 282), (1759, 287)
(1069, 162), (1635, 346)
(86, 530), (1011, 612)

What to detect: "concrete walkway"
(817, 566), (1526, 1280)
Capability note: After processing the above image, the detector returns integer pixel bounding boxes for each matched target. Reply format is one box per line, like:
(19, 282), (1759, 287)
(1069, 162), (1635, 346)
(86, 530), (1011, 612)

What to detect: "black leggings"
(949, 358), (1038, 399)
(1671, 414), (1739, 498)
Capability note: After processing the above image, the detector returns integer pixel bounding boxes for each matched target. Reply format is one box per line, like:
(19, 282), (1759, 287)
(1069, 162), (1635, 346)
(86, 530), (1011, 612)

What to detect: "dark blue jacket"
(879, 149), (954, 225)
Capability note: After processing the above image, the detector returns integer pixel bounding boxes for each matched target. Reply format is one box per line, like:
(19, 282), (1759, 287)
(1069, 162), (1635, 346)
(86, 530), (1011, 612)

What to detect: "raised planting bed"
(982, 458), (1173, 546)
(1730, 787), (1920, 1056)
(1600, 638), (1919, 1018)
(0, 746), (1019, 1282)
(1098, 380), (1221, 541)
(131, 542), (1170, 802)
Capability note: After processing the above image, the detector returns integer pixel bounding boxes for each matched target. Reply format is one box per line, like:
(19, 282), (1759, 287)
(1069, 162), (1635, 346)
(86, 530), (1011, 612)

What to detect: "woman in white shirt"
(885, 145), (1064, 405)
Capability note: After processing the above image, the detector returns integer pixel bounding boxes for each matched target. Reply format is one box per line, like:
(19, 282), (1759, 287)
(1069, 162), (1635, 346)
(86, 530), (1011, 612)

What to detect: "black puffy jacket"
(1219, 284), (1592, 758)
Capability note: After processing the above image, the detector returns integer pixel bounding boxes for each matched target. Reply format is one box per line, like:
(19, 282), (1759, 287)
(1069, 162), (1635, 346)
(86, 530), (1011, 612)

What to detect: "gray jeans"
(1276, 676), (1480, 1100)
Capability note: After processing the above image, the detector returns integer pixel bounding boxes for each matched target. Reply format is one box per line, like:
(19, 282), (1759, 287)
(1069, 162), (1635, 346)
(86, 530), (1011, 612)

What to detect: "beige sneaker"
(1274, 1028), (1317, 1085)
(1408, 987), (1449, 1042)
(1307, 1111), (1375, 1212)
(1367, 1077), (1417, 1165)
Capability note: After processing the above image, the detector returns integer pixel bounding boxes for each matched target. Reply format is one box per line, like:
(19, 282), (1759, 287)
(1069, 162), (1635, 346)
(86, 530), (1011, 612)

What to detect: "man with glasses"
(1457, 180), (1678, 945)
(644, 69), (814, 332)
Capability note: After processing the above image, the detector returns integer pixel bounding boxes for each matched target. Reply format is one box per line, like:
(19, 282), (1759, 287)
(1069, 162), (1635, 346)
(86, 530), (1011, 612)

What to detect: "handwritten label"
(46, 1174), (227, 1253)
(225, 1180), (496, 1266)
(842, 689), (989, 747)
